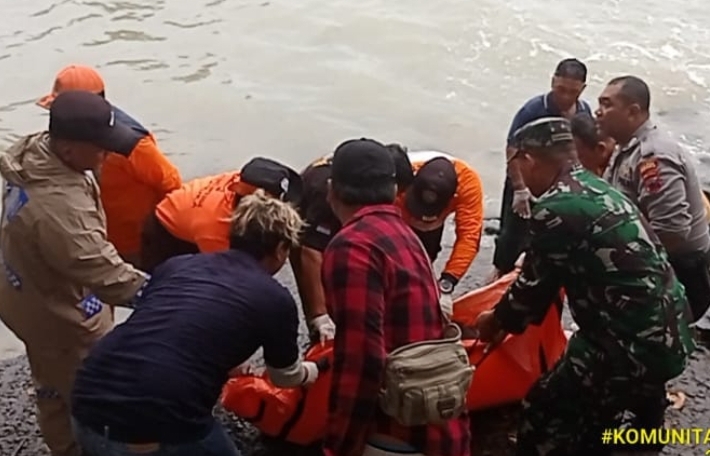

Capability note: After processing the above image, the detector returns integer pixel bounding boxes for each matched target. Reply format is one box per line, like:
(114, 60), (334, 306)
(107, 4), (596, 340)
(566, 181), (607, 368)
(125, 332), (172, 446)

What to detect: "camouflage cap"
(511, 116), (574, 150)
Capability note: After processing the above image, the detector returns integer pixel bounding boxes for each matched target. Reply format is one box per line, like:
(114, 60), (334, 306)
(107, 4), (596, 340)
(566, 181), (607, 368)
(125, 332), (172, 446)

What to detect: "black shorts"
(140, 211), (200, 274)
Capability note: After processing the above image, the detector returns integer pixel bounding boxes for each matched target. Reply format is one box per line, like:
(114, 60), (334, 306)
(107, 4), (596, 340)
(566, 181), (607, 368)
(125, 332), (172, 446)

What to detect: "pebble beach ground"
(1, 222), (709, 456)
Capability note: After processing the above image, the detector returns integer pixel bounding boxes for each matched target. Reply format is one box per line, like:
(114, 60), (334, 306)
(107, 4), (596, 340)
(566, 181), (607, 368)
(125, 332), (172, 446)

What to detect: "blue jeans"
(72, 418), (242, 456)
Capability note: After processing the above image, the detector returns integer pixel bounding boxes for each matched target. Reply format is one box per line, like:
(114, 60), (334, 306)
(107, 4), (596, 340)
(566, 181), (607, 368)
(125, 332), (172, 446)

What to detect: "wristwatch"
(439, 278), (454, 294)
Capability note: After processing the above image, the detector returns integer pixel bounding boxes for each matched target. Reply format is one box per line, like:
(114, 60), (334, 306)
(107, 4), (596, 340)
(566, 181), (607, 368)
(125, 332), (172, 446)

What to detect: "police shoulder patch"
(637, 157), (663, 193)
(2, 183), (29, 226)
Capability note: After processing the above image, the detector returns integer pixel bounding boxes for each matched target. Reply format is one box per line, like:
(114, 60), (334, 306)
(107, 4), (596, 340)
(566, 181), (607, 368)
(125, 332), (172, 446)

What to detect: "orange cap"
(36, 64), (105, 110)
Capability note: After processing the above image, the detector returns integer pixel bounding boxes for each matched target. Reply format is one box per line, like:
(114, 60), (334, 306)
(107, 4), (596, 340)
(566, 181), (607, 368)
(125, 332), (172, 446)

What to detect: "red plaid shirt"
(321, 205), (471, 456)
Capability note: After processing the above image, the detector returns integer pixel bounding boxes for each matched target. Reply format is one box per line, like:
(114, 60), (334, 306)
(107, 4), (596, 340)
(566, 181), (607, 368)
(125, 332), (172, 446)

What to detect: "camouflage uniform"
(494, 117), (697, 456)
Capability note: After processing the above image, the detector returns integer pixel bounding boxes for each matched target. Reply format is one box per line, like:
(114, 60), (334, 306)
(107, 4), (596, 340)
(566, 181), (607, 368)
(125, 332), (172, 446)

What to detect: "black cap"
(48, 90), (141, 155)
(385, 144), (415, 190)
(331, 138), (396, 187)
(511, 116), (574, 151)
(240, 157), (303, 205)
(405, 157), (458, 220)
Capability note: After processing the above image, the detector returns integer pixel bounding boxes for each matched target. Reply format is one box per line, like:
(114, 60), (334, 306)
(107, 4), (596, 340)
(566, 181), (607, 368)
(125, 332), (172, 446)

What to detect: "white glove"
(301, 361), (320, 385)
(439, 292), (454, 317)
(514, 252), (526, 268)
(310, 314), (336, 344)
(229, 362), (253, 377)
(512, 188), (533, 219)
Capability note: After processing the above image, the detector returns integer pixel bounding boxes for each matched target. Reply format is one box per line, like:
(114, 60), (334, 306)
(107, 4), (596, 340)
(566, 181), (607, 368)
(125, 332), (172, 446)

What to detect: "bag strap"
(383, 229), (459, 362)
(388, 323), (463, 357)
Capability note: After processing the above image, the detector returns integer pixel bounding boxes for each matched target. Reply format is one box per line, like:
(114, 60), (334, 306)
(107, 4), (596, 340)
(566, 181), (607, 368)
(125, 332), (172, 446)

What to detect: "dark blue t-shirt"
(493, 92), (593, 272)
(71, 250), (299, 443)
(505, 92), (592, 144)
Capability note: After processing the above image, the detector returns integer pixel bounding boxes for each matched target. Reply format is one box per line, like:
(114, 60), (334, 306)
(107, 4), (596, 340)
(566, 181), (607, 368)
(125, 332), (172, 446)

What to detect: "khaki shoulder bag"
(378, 236), (474, 427)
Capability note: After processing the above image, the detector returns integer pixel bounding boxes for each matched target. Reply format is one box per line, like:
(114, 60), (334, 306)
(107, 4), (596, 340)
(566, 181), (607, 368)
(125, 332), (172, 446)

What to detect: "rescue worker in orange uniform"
(36, 64), (182, 266)
(396, 151), (485, 303)
(141, 157), (303, 273)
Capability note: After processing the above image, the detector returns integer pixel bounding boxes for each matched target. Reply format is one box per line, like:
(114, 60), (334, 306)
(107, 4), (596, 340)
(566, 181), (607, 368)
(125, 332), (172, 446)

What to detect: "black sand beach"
(2, 223), (709, 456)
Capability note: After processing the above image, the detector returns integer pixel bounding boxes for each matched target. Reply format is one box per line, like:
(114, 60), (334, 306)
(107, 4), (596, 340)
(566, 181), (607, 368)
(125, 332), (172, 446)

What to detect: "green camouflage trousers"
(515, 336), (668, 456)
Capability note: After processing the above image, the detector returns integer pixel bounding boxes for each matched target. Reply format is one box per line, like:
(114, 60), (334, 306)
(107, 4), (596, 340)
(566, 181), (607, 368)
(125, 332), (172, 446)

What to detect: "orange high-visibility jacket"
(155, 171), (257, 253)
(396, 151), (484, 281)
(100, 129), (181, 258)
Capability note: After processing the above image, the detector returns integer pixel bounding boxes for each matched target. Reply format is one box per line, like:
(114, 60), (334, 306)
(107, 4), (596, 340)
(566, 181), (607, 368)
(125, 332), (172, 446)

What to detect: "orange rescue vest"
(101, 134), (182, 257)
(155, 171), (256, 253)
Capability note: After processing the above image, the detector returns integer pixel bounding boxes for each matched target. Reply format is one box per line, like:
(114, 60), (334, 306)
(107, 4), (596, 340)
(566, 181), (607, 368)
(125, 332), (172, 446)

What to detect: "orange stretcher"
(220, 269), (569, 446)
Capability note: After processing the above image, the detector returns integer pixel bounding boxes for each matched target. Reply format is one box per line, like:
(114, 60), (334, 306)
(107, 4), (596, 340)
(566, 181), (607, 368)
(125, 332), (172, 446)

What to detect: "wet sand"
(1, 224), (709, 456)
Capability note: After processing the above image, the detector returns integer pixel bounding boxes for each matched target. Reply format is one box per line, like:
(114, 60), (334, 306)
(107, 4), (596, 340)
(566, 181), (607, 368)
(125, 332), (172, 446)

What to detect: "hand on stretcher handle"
(460, 324), (499, 368)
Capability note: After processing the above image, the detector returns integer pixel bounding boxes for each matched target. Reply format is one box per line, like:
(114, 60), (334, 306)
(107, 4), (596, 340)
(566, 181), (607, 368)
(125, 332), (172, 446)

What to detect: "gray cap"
(511, 116), (574, 150)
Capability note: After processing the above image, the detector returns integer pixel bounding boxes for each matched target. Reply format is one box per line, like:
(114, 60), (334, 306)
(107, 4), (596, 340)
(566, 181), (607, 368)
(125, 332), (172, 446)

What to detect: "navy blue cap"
(405, 157), (457, 219)
(49, 90), (141, 155)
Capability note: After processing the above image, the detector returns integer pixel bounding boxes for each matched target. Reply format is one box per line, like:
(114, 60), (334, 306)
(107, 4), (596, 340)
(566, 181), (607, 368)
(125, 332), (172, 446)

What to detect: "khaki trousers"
(24, 325), (111, 456)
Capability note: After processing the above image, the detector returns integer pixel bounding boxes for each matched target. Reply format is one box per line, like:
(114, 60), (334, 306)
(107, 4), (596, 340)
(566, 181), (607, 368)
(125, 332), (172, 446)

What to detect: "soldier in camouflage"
(474, 116), (696, 456)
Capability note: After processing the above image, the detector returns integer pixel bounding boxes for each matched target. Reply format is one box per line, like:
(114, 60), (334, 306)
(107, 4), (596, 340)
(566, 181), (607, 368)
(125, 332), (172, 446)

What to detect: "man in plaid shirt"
(321, 138), (471, 456)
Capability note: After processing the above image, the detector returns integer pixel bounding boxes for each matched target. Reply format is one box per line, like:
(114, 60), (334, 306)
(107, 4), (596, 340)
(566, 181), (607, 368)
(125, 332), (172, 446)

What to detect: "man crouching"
(70, 189), (321, 456)
(475, 117), (695, 455)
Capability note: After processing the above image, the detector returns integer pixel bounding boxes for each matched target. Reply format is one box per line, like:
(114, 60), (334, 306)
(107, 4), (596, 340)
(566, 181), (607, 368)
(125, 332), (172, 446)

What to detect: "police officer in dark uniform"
(597, 75), (710, 336)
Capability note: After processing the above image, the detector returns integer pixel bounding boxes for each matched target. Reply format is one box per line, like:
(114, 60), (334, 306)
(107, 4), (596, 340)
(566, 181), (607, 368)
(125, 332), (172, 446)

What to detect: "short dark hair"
(331, 180), (396, 206)
(554, 58), (587, 83)
(608, 75), (650, 112)
(570, 113), (600, 149)
(385, 143), (415, 190)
